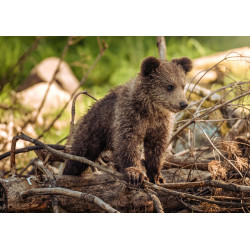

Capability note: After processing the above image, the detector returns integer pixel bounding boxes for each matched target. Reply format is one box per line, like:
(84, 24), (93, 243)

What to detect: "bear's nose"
(179, 102), (188, 110)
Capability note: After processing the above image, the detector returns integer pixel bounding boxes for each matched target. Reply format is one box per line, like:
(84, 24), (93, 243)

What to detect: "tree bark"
(0, 168), (210, 213)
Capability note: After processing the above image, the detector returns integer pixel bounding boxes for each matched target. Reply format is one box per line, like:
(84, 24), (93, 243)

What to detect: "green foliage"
(0, 36), (212, 94)
(1, 36), (249, 98)
(0, 36), (249, 145)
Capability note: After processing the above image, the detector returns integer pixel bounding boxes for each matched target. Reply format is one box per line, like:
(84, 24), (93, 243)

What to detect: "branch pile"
(0, 37), (249, 213)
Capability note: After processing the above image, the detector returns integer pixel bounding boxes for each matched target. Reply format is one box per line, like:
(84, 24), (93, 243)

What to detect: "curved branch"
(21, 187), (120, 213)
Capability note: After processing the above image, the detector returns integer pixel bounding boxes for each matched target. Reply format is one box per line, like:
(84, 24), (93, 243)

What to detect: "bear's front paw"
(149, 173), (166, 184)
(123, 167), (147, 186)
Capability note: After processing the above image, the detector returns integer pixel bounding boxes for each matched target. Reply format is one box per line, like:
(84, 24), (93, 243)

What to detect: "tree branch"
(21, 187), (120, 213)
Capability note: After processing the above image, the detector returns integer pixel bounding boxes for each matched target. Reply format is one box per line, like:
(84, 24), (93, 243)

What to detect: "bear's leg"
(63, 141), (104, 176)
(113, 125), (147, 185)
(144, 126), (168, 184)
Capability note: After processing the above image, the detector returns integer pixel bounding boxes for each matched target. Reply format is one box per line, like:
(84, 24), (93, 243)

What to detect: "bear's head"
(140, 56), (192, 113)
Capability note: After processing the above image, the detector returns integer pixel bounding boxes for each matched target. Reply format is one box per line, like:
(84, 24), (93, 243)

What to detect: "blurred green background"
(0, 36), (249, 144)
(1, 36), (250, 98)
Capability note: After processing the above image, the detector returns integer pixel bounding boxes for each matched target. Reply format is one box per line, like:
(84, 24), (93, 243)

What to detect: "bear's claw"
(124, 167), (147, 186)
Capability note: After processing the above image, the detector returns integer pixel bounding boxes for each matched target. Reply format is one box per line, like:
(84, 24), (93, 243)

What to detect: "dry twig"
(12, 133), (250, 210)
(37, 42), (107, 139)
(170, 90), (250, 146)
(0, 37), (41, 92)
(146, 189), (164, 213)
(156, 36), (167, 61)
(21, 187), (120, 213)
(68, 90), (98, 142)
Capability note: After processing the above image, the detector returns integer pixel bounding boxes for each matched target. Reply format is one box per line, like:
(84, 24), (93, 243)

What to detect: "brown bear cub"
(63, 56), (192, 185)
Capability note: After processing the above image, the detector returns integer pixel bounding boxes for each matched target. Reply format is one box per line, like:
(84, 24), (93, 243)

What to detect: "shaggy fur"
(63, 56), (192, 185)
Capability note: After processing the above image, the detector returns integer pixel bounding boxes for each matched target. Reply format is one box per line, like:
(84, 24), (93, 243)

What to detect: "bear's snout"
(179, 101), (188, 110)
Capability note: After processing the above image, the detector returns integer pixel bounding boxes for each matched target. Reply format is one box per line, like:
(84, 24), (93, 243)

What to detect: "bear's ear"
(171, 57), (192, 74)
(141, 57), (160, 76)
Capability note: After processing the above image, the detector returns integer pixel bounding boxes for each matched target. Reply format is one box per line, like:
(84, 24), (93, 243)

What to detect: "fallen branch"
(146, 181), (250, 208)
(16, 133), (122, 178)
(0, 173), (164, 212)
(160, 179), (250, 193)
(21, 187), (120, 213)
(4, 132), (250, 212)
(146, 190), (164, 213)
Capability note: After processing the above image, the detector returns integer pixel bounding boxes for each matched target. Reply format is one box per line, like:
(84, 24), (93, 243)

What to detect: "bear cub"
(63, 56), (192, 185)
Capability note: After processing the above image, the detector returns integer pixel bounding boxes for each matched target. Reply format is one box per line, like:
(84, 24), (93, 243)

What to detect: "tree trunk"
(0, 168), (210, 213)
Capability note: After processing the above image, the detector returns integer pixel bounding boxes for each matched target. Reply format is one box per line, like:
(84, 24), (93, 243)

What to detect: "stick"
(37, 43), (107, 139)
(17, 133), (122, 178)
(11, 133), (250, 210)
(15, 133), (250, 195)
(32, 37), (73, 125)
(169, 90), (250, 146)
(196, 122), (243, 177)
(0, 144), (65, 161)
(146, 181), (250, 208)
(21, 187), (120, 213)
(0, 37), (41, 91)
(68, 90), (98, 142)
(10, 136), (19, 176)
(146, 190), (164, 213)
(156, 36), (167, 61)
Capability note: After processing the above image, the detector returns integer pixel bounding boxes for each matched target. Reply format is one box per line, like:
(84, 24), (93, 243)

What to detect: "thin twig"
(0, 37), (41, 92)
(13, 133), (250, 210)
(68, 90), (98, 142)
(19, 158), (37, 176)
(43, 152), (59, 213)
(156, 36), (167, 61)
(32, 37), (73, 125)
(160, 179), (250, 193)
(0, 144), (65, 161)
(10, 136), (19, 176)
(169, 90), (250, 146)
(145, 181), (250, 208)
(17, 133), (122, 178)
(146, 189), (164, 213)
(196, 122), (243, 177)
(187, 80), (249, 110)
(37, 43), (107, 139)
(187, 54), (249, 101)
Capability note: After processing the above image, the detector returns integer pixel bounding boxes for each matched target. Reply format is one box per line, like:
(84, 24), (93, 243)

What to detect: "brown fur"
(63, 56), (192, 185)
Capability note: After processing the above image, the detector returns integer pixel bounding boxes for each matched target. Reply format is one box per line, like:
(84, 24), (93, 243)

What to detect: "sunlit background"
(0, 36), (249, 173)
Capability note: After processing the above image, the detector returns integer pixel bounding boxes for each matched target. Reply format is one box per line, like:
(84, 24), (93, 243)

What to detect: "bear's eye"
(166, 85), (174, 92)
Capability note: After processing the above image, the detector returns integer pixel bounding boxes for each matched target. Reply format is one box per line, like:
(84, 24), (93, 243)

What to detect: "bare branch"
(0, 37), (41, 92)
(156, 36), (167, 60)
(37, 42), (107, 139)
(169, 90), (250, 146)
(10, 136), (19, 176)
(17, 133), (122, 178)
(0, 144), (65, 161)
(69, 90), (98, 142)
(146, 181), (250, 208)
(32, 37), (73, 125)
(146, 190), (164, 213)
(21, 187), (120, 213)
